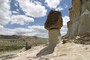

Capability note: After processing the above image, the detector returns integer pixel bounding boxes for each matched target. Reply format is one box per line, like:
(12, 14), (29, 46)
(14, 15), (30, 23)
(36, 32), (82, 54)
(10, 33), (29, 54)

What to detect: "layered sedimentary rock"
(64, 0), (90, 39)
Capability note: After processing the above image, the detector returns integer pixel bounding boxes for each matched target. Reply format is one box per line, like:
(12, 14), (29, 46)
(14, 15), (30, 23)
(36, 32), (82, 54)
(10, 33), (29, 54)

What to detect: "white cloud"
(14, 2), (18, 7)
(62, 16), (70, 25)
(0, 25), (4, 30)
(0, 25), (48, 38)
(56, 4), (68, 11)
(0, 0), (11, 25)
(16, 9), (19, 12)
(12, 28), (34, 35)
(0, 18), (70, 38)
(0, 0), (70, 38)
(28, 26), (48, 38)
(61, 16), (70, 36)
(45, 0), (61, 8)
(11, 15), (34, 25)
(0, 25), (15, 35)
(64, 4), (68, 8)
(17, 0), (47, 17)
(33, 1), (42, 5)
(12, 11), (18, 14)
(56, 7), (64, 11)
(0, 17), (70, 37)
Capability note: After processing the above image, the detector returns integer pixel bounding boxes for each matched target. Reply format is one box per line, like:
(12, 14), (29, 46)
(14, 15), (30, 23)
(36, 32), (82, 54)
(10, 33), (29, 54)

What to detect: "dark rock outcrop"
(25, 42), (32, 50)
(45, 10), (63, 30)
(63, 0), (90, 39)
(75, 31), (90, 44)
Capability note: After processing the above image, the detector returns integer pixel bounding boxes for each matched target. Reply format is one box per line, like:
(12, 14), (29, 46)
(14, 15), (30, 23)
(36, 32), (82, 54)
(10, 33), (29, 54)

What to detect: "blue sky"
(0, 0), (72, 38)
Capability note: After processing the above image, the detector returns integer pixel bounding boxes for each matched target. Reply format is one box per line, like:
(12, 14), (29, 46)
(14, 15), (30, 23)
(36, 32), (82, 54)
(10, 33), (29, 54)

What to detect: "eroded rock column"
(78, 0), (90, 35)
(49, 29), (60, 46)
(36, 10), (63, 57)
(45, 10), (63, 46)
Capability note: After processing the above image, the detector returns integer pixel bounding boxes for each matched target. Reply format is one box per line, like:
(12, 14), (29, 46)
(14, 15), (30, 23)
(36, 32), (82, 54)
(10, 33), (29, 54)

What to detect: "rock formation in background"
(63, 0), (90, 39)
(37, 10), (63, 57)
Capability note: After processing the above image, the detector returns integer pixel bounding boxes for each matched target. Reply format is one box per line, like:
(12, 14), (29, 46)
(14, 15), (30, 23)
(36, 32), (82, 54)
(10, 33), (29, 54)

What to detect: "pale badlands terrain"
(0, 42), (90, 60)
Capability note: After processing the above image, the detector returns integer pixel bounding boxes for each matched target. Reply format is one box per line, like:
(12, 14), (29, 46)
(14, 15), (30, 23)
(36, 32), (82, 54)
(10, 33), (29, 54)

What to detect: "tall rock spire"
(63, 0), (90, 39)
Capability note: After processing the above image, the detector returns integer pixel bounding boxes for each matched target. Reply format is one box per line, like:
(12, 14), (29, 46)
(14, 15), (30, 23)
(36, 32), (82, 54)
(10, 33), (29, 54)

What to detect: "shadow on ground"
(36, 45), (56, 57)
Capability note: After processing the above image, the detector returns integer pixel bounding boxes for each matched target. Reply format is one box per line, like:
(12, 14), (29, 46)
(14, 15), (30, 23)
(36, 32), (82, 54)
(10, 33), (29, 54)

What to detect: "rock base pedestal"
(36, 29), (60, 57)
(49, 29), (60, 46)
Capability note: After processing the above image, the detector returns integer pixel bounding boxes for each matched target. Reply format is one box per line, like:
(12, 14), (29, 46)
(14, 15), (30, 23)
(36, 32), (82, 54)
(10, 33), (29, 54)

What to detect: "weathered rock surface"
(37, 10), (63, 56)
(75, 31), (90, 44)
(63, 0), (90, 39)
(3, 43), (90, 60)
(45, 10), (63, 30)
(45, 10), (63, 46)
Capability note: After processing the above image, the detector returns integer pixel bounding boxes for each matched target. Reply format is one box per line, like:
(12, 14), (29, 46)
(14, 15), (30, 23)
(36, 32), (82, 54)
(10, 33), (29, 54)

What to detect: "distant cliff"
(63, 0), (90, 39)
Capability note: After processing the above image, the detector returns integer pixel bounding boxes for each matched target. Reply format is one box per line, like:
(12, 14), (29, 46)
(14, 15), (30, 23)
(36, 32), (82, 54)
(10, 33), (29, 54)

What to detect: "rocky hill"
(0, 35), (48, 44)
(0, 35), (48, 51)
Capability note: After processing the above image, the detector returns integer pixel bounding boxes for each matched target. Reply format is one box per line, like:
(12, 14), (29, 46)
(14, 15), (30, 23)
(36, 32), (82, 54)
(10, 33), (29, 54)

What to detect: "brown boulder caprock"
(45, 10), (63, 30)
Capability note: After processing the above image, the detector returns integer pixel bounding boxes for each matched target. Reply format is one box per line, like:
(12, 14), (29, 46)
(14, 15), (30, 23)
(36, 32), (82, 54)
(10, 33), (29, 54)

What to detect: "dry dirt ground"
(0, 42), (90, 60)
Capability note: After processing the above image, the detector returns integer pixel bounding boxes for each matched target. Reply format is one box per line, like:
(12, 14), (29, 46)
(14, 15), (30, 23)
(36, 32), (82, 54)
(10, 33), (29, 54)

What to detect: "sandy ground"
(0, 42), (90, 60)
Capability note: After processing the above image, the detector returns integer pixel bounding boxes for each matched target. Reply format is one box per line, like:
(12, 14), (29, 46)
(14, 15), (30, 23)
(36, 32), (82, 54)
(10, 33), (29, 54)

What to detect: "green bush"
(0, 45), (24, 51)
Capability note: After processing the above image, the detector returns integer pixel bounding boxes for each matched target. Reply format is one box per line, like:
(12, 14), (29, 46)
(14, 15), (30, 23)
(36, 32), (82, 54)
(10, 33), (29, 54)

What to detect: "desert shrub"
(0, 45), (24, 51)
